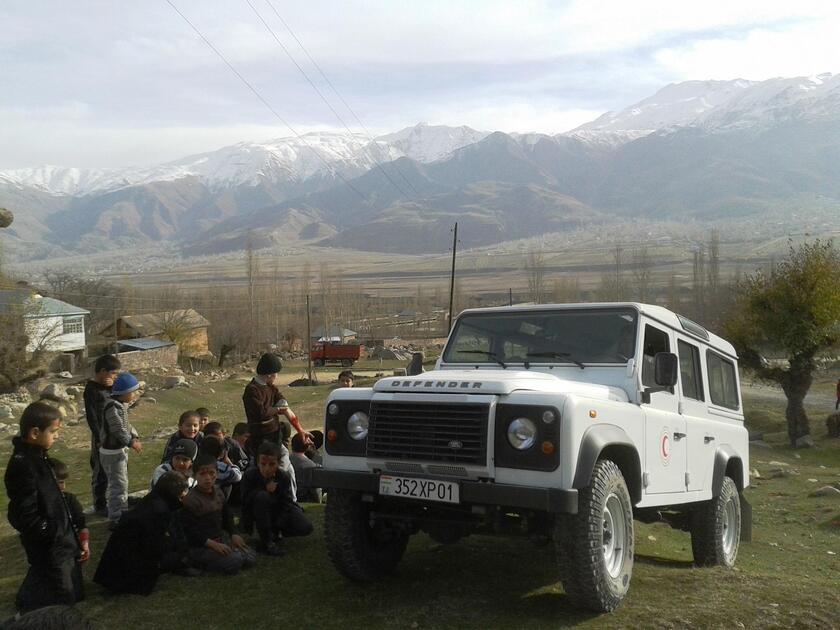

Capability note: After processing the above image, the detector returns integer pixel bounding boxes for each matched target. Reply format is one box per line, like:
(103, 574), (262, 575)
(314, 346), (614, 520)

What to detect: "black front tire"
(691, 476), (741, 567)
(324, 489), (409, 581)
(555, 459), (634, 612)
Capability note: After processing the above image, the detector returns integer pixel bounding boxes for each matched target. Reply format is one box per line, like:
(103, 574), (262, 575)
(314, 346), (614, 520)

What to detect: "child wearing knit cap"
(100, 372), (142, 524)
(242, 352), (313, 453)
(150, 439), (197, 490)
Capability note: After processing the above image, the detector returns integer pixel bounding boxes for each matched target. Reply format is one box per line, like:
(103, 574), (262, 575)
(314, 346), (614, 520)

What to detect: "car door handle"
(673, 432), (686, 440)
(704, 435), (715, 443)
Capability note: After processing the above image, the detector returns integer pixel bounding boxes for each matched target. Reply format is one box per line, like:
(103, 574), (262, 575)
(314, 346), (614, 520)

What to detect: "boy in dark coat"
(180, 454), (256, 575)
(83, 354), (120, 515)
(241, 441), (313, 556)
(242, 352), (312, 453)
(94, 471), (192, 595)
(51, 459), (89, 603)
(4, 402), (82, 613)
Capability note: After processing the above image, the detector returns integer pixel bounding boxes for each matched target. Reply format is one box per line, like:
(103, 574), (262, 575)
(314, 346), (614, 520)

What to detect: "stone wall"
(116, 345), (179, 370)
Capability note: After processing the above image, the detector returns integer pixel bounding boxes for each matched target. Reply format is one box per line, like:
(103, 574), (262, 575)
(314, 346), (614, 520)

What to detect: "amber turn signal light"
(541, 441), (555, 455)
(327, 429), (338, 443)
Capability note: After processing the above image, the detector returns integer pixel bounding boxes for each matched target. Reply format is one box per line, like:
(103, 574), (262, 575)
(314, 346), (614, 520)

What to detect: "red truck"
(310, 342), (361, 367)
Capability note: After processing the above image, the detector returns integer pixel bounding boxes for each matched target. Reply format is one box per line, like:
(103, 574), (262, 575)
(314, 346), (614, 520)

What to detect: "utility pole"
(306, 294), (313, 384)
(509, 288), (513, 306)
(448, 222), (458, 332)
(113, 303), (118, 356)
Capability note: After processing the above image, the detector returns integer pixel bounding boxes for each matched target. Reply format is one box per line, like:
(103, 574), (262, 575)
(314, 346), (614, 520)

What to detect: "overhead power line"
(164, 0), (369, 204)
(263, 0), (421, 197)
(243, 0), (417, 199)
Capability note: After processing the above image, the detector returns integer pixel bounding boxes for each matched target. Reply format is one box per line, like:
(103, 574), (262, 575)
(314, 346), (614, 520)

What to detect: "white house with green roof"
(0, 289), (89, 355)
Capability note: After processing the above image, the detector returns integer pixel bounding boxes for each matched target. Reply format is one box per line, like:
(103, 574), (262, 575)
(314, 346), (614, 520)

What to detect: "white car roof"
(454, 302), (738, 359)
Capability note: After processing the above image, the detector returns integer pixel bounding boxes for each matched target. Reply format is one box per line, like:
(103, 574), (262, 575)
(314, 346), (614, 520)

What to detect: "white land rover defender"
(312, 303), (751, 612)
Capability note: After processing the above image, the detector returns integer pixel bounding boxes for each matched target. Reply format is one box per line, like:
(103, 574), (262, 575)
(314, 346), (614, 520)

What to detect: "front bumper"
(312, 469), (578, 514)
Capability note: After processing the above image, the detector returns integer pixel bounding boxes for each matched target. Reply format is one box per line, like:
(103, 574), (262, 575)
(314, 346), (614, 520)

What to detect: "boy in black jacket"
(52, 459), (89, 603)
(180, 454), (256, 575)
(94, 471), (193, 595)
(4, 402), (82, 613)
(241, 441), (313, 557)
(83, 354), (120, 515)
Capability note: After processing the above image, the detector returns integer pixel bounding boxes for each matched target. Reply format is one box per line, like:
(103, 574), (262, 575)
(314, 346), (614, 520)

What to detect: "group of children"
(4, 353), (325, 615)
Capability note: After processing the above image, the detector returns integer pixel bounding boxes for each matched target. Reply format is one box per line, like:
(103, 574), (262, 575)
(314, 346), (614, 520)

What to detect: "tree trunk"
(782, 388), (810, 446)
(780, 358), (814, 447)
(219, 344), (234, 368)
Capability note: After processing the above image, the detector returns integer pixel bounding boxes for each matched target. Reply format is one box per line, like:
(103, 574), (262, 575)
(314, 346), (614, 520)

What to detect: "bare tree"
(246, 233), (259, 344)
(42, 269), (125, 334)
(154, 310), (197, 352)
(631, 247), (653, 302)
(0, 300), (56, 392)
(692, 246), (706, 321)
(551, 276), (581, 304)
(525, 249), (546, 303)
(598, 242), (628, 300)
(705, 230), (722, 326)
(666, 274), (680, 312)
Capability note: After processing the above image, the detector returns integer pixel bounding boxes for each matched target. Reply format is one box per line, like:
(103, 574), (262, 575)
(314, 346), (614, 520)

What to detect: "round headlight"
(542, 409), (556, 424)
(347, 411), (369, 440)
(507, 417), (537, 450)
(327, 402), (340, 416)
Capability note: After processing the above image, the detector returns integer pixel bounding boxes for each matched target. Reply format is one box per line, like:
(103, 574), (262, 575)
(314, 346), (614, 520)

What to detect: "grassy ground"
(0, 371), (838, 629)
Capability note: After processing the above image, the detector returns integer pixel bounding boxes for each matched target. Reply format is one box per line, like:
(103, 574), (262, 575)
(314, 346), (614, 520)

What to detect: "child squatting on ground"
(99, 373), (142, 524)
(241, 441), (313, 557)
(4, 402), (83, 613)
(180, 453), (256, 575)
(94, 471), (194, 595)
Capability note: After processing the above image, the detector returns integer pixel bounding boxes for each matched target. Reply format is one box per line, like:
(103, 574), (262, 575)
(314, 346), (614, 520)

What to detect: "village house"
(0, 289), (89, 370)
(101, 308), (211, 357)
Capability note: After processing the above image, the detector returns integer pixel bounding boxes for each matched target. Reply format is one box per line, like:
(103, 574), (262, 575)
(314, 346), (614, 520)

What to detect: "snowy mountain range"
(2, 73), (840, 258)
(0, 124), (489, 196)
(570, 73), (840, 138)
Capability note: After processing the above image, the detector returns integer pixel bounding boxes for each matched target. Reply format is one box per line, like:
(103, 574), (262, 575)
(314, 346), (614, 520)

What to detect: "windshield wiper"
(526, 351), (585, 370)
(459, 350), (507, 369)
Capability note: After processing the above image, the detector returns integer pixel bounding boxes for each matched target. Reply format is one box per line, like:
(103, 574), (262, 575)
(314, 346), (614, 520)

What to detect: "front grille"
(368, 401), (489, 465)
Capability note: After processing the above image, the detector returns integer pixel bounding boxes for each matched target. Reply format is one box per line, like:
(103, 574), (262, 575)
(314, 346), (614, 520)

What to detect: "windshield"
(443, 308), (638, 366)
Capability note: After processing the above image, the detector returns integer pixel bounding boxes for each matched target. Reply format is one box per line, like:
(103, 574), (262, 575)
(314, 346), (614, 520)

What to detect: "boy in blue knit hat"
(100, 372), (142, 525)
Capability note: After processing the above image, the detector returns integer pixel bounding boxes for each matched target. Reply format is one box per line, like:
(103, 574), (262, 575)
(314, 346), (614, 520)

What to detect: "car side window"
(641, 324), (670, 388)
(706, 350), (739, 410)
(678, 340), (704, 401)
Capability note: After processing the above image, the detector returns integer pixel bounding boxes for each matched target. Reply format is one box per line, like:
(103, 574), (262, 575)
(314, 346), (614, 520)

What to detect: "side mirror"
(654, 352), (678, 387)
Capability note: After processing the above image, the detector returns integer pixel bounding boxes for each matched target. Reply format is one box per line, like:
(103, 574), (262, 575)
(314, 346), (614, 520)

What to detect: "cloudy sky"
(2, 0), (840, 169)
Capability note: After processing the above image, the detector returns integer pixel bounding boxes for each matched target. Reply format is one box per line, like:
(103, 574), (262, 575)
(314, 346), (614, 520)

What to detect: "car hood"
(373, 369), (628, 402)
